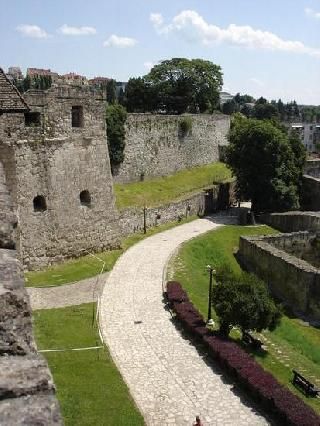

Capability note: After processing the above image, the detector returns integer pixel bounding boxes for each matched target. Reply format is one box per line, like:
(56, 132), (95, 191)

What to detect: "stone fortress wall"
(0, 249), (62, 424)
(113, 113), (230, 183)
(302, 159), (320, 211)
(0, 84), (121, 270)
(238, 231), (320, 322)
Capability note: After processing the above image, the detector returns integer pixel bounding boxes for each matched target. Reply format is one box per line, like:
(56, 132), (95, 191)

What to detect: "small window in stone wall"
(33, 195), (47, 212)
(80, 190), (91, 207)
(72, 106), (84, 128)
(25, 112), (41, 127)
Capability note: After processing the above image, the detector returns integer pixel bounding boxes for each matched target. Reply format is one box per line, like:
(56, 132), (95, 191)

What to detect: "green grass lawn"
(33, 303), (144, 426)
(115, 162), (232, 210)
(25, 215), (197, 288)
(168, 225), (320, 415)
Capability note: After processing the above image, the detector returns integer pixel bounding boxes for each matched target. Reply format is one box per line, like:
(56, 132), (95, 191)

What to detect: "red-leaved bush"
(166, 281), (320, 426)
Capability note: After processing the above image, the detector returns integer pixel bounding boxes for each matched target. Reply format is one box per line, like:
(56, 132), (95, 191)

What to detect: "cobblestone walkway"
(99, 215), (269, 426)
(27, 273), (108, 310)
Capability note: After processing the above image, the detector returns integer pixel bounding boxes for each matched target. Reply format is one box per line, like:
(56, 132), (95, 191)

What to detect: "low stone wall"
(301, 175), (320, 211)
(304, 159), (320, 178)
(238, 232), (320, 322)
(261, 211), (320, 232)
(119, 182), (234, 237)
(0, 249), (62, 424)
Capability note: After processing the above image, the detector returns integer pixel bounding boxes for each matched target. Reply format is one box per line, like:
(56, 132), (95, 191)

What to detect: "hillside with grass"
(115, 162), (232, 210)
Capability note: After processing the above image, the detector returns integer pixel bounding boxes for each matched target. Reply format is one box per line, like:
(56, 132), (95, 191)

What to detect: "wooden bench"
(242, 331), (263, 350)
(292, 370), (320, 397)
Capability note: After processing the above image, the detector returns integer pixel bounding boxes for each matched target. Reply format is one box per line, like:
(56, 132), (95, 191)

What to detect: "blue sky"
(0, 0), (319, 104)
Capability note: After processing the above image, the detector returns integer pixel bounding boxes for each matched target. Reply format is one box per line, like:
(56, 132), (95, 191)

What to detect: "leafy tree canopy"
(125, 58), (223, 114)
(226, 115), (306, 213)
(212, 267), (281, 336)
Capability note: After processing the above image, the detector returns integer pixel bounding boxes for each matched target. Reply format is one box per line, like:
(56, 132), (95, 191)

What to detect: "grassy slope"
(168, 225), (320, 415)
(115, 162), (232, 210)
(33, 303), (144, 426)
(25, 215), (197, 287)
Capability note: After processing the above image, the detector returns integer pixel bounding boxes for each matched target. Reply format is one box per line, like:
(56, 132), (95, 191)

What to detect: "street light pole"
(206, 265), (215, 325)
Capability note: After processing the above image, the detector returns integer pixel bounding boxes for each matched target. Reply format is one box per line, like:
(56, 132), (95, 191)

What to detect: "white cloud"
(151, 10), (320, 57)
(58, 24), (96, 36)
(150, 13), (164, 30)
(16, 24), (48, 39)
(143, 61), (154, 71)
(250, 78), (265, 87)
(103, 34), (137, 48)
(305, 7), (320, 19)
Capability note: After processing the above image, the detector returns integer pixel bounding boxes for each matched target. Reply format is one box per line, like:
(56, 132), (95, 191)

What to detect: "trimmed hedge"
(166, 281), (320, 426)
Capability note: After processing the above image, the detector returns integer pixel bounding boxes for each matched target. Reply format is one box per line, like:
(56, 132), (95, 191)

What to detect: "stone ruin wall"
(238, 232), (320, 322)
(0, 85), (121, 270)
(119, 182), (234, 237)
(0, 145), (61, 423)
(113, 113), (230, 183)
(262, 211), (320, 233)
(300, 159), (320, 211)
(0, 249), (62, 424)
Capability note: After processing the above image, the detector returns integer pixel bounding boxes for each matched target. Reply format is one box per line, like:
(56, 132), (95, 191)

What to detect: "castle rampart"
(113, 113), (230, 183)
(0, 84), (120, 269)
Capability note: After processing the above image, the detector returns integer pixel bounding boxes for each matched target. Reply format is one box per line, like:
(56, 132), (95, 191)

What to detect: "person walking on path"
(193, 415), (203, 426)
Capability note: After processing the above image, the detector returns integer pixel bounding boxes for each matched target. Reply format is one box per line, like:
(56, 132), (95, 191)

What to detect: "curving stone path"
(27, 273), (108, 310)
(99, 215), (269, 426)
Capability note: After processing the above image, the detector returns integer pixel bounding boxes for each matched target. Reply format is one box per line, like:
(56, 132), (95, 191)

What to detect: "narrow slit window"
(72, 106), (83, 128)
(80, 190), (91, 207)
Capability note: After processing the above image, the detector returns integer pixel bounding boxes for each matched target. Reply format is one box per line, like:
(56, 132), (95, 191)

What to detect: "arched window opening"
(33, 195), (47, 212)
(80, 190), (91, 207)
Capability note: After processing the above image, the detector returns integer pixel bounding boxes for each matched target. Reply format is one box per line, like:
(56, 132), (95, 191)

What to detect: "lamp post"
(206, 265), (216, 325)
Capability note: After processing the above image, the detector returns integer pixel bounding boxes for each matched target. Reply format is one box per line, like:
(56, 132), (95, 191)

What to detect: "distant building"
(27, 68), (59, 80)
(290, 123), (320, 152)
(62, 72), (88, 85)
(7, 66), (23, 81)
(89, 77), (111, 86)
(219, 91), (234, 105)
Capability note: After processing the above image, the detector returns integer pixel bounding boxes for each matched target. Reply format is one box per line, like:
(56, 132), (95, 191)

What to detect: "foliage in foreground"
(168, 225), (320, 414)
(166, 281), (320, 426)
(106, 103), (127, 171)
(33, 304), (143, 426)
(212, 267), (281, 336)
(226, 114), (306, 213)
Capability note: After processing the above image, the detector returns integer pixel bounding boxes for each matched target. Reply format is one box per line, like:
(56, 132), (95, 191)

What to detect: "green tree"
(226, 115), (304, 213)
(106, 104), (127, 172)
(125, 77), (156, 112)
(253, 102), (279, 120)
(222, 100), (238, 115)
(106, 79), (116, 104)
(145, 58), (223, 113)
(212, 268), (281, 336)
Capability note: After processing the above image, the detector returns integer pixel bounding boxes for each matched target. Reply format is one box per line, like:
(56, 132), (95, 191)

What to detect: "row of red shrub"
(166, 281), (320, 426)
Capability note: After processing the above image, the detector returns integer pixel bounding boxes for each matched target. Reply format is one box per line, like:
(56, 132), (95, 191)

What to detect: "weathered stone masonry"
(0, 84), (120, 270)
(239, 232), (320, 322)
(113, 113), (230, 183)
(0, 68), (62, 424)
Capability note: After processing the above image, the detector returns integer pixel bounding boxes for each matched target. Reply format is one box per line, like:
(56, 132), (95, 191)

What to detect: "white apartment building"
(290, 123), (320, 152)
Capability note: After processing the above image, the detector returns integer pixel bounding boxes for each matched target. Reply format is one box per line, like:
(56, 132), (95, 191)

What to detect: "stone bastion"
(238, 231), (320, 322)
